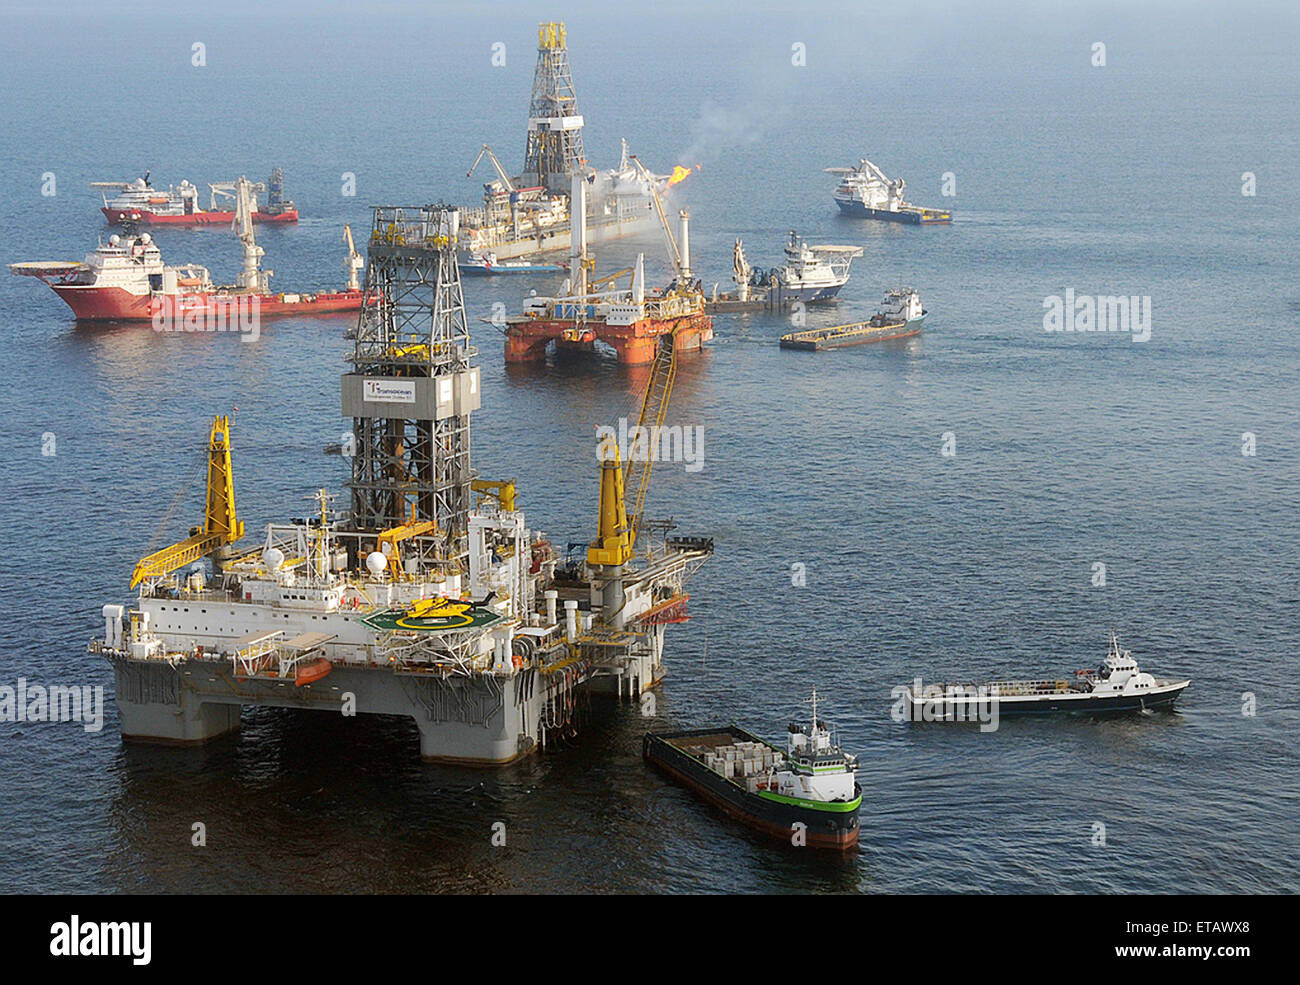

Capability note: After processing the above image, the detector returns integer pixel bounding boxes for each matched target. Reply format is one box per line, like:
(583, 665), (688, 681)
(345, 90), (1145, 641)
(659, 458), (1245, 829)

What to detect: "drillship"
(89, 205), (711, 765)
(94, 167), (299, 226)
(457, 22), (679, 262)
(11, 177), (360, 321)
(826, 157), (952, 225)
(645, 689), (862, 850)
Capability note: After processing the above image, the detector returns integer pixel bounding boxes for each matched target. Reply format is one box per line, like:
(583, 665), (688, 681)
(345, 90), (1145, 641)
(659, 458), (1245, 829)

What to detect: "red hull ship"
(99, 206), (299, 227)
(94, 168), (299, 227)
(12, 225), (363, 323)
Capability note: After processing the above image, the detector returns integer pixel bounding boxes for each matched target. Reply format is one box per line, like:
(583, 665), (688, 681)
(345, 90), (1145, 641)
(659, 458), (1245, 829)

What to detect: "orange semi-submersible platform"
(501, 168), (712, 365)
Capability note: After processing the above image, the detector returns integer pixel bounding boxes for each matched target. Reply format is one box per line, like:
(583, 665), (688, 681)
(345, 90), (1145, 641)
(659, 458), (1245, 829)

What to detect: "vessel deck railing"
(782, 319), (899, 342)
(915, 679), (1079, 697)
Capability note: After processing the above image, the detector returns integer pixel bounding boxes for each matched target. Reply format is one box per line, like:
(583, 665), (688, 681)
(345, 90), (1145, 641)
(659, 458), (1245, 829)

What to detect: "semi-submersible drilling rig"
(91, 206), (711, 765)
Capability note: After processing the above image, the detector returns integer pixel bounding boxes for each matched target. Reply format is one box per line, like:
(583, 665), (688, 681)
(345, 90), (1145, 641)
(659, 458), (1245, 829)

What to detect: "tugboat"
(94, 168), (299, 226)
(903, 633), (1190, 721)
(644, 689), (862, 850)
(825, 158), (951, 225)
(781, 287), (926, 350)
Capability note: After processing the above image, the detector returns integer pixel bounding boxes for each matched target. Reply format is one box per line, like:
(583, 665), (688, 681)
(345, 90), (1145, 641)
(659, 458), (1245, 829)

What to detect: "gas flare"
(666, 164), (701, 188)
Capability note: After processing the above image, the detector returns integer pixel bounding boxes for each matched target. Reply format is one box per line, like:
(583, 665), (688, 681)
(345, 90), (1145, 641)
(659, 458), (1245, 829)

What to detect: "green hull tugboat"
(644, 689), (861, 850)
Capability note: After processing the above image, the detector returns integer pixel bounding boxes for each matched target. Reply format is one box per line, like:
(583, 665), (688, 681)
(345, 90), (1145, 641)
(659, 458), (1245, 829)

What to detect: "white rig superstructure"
(90, 205), (710, 765)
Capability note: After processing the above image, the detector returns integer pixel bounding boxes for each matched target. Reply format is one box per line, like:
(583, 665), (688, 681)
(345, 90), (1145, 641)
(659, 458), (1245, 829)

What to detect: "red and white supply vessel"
(12, 178), (362, 322)
(95, 167), (299, 226)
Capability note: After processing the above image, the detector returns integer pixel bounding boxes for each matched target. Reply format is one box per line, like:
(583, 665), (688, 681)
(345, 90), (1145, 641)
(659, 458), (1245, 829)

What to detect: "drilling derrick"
(522, 21), (586, 193)
(342, 206), (480, 564)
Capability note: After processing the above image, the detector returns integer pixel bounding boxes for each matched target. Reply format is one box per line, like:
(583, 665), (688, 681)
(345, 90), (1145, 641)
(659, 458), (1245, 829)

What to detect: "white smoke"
(677, 101), (770, 165)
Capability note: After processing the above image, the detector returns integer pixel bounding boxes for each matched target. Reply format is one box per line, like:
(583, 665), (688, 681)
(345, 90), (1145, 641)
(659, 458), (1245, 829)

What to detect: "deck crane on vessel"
(342, 224), (364, 291)
(587, 324), (678, 569)
(374, 505), (439, 579)
(584, 153), (703, 567)
(231, 176), (270, 294)
(129, 415), (245, 589)
(628, 156), (692, 283)
(467, 144), (517, 193)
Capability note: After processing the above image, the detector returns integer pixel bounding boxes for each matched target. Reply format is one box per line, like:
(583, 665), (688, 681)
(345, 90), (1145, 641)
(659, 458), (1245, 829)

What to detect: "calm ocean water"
(0, 1), (1297, 894)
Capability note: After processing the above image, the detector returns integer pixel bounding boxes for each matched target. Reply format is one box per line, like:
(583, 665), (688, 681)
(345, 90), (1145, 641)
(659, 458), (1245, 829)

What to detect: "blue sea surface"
(0, 0), (1296, 893)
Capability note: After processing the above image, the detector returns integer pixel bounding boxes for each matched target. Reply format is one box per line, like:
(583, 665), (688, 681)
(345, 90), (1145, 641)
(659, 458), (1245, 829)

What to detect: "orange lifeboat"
(295, 658), (333, 687)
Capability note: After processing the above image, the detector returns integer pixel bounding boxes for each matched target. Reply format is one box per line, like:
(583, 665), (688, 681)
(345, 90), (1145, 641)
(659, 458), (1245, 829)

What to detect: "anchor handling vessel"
(826, 157), (952, 225)
(88, 205), (711, 765)
(95, 167), (300, 226)
(11, 177), (361, 321)
(645, 689), (862, 850)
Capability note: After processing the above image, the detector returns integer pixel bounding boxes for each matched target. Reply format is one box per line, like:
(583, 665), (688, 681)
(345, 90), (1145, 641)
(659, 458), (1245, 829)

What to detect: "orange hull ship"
(505, 294), (711, 365)
(503, 181), (711, 366)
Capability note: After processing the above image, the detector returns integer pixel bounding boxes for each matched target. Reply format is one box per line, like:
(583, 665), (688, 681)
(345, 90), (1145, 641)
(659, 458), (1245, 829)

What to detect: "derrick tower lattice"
(343, 206), (480, 563)
(522, 21), (586, 193)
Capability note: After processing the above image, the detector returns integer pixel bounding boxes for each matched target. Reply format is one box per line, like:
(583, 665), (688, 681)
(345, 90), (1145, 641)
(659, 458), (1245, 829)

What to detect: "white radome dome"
(365, 551), (389, 575)
(262, 547), (285, 570)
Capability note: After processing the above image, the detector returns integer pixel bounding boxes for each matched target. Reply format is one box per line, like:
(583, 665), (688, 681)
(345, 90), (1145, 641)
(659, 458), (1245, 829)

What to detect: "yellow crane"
(375, 504), (439, 579)
(587, 332), (677, 567)
(129, 415), (245, 588)
(471, 479), (517, 512)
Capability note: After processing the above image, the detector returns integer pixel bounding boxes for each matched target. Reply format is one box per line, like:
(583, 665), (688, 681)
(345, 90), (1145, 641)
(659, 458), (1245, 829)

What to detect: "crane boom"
(467, 144), (516, 192)
(231, 176), (269, 293)
(342, 223), (363, 291)
(130, 415), (245, 588)
(587, 331), (677, 566)
(628, 156), (684, 279)
(624, 332), (677, 551)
